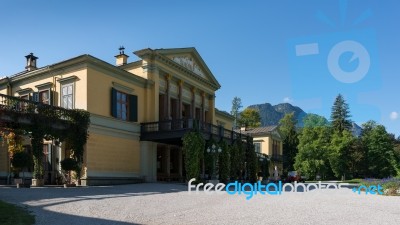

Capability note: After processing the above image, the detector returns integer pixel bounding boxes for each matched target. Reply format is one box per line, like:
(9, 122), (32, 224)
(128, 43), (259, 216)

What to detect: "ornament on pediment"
(171, 56), (206, 78)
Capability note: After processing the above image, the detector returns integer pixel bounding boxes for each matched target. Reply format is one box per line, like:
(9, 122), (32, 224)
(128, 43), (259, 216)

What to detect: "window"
(39, 90), (50, 104)
(19, 95), (29, 110)
(111, 88), (138, 122)
(254, 142), (261, 153)
(272, 140), (279, 156)
(61, 83), (74, 109)
(33, 90), (52, 105)
(117, 91), (128, 120)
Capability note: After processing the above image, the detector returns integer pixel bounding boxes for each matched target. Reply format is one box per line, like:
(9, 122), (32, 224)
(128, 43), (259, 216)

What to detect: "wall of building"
(86, 66), (149, 122)
(84, 131), (141, 185)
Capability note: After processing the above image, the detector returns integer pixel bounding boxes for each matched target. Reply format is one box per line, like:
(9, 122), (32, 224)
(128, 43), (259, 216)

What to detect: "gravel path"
(1, 183), (400, 225)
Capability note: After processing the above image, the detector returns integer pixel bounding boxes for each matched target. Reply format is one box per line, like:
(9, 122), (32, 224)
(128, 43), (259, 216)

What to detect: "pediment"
(154, 48), (221, 89)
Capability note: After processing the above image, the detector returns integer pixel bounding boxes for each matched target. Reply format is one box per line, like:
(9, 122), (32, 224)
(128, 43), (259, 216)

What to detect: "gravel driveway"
(1, 183), (399, 225)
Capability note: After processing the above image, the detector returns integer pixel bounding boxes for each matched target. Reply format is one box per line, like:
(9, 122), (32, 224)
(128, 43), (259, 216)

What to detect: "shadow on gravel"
(0, 183), (186, 224)
(34, 210), (144, 225)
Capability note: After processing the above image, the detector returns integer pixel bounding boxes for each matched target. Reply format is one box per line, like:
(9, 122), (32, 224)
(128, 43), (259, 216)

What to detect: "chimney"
(115, 46), (129, 66)
(25, 53), (38, 71)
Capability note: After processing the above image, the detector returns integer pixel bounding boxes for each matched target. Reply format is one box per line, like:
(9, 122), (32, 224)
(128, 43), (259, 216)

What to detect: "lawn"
(0, 200), (35, 225)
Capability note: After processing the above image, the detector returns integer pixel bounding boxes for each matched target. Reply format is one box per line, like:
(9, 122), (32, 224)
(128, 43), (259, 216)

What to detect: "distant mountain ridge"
(247, 102), (362, 136)
(248, 103), (307, 127)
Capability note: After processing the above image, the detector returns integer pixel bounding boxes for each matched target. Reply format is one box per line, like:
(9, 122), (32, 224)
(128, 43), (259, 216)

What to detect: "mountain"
(351, 122), (362, 137)
(248, 103), (307, 127)
(246, 102), (363, 136)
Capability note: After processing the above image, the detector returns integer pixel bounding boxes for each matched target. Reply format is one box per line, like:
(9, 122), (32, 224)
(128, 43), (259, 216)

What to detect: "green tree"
(295, 126), (331, 180)
(229, 139), (245, 180)
(279, 113), (298, 174)
(218, 140), (230, 182)
(230, 97), (242, 129)
(238, 108), (261, 128)
(330, 94), (352, 133)
(329, 130), (355, 180)
(361, 121), (397, 178)
(303, 113), (329, 128)
(183, 131), (205, 181)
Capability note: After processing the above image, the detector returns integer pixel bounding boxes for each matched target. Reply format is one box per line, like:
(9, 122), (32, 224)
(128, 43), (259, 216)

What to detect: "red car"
(286, 171), (305, 183)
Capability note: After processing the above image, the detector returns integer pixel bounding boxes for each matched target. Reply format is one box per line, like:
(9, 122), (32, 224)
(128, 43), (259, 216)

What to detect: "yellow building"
(236, 126), (283, 178)
(0, 47), (236, 185)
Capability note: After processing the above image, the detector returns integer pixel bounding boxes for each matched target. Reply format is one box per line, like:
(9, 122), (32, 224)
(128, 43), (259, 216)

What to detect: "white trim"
(112, 81), (134, 94)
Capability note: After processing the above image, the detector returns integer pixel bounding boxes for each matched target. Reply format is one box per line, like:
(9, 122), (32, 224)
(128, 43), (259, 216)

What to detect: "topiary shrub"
(61, 158), (78, 184)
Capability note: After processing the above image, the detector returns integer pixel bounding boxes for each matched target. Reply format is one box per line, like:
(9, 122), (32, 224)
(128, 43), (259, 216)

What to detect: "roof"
(215, 108), (234, 119)
(0, 54), (150, 88)
(234, 125), (278, 135)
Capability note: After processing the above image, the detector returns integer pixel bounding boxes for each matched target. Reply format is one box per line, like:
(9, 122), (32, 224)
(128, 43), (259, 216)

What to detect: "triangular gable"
(154, 48), (221, 89)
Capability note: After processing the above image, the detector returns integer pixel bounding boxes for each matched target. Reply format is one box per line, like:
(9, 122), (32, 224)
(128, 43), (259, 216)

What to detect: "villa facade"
(0, 47), (236, 185)
(236, 126), (284, 178)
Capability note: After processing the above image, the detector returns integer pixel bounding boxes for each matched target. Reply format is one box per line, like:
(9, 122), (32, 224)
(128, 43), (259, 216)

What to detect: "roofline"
(215, 108), (234, 120)
(1, 54), (152, 88)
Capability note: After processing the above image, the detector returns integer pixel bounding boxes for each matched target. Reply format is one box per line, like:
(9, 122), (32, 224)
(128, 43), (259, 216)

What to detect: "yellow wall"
(1, 66), (88, 110)
(86, 66), (148, 123)
(215, 112), (234, 130)
(86, 133), (140, 175)
(254, 135), (283, 156)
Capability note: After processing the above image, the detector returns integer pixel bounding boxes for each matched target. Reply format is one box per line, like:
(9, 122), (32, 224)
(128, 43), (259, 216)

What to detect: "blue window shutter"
(111, 88), (117, 118)
(33, 92), (39, 102)
(129, 95), (138, 122)
(50, 91), (54, 106)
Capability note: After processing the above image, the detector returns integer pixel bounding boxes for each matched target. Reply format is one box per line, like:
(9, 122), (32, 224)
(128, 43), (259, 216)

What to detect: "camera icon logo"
(287, 26), (381, 116)
(327, 40), (370, 84)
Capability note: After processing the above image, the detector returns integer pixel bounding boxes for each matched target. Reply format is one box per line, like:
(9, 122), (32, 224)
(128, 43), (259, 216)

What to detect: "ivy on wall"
(182, 131), (205, 182)
(0, 100), (90, 180)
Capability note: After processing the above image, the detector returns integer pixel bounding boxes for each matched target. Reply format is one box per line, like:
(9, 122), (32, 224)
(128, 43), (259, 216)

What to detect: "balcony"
(140, 119), (246, 145)
(0, 93), (75, 131)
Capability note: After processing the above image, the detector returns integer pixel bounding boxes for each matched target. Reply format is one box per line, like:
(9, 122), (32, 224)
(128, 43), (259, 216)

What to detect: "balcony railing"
(255, 152), (283, 162)
(140, 118), (248, 144)
(0, 93), (77, 129)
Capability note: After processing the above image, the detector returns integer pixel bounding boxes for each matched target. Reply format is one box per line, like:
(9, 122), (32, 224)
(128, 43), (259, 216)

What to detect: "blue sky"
(0, 0), (399, 136)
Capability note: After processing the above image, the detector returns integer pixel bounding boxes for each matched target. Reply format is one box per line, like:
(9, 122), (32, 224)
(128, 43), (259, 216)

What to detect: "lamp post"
(207, 144), (221, 180)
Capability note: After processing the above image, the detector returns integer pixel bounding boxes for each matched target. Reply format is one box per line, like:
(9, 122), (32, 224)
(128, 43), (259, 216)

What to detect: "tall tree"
(295, 126), (332, 180)
(303, 113), (329, 128)
(330, 94), (352, 133)
(361, 121), (397, 178)
(230, 97), (242, 129)
(329, 130), (355, 180)
(238, 108), (261, 128)
(279, 113), (298, 174)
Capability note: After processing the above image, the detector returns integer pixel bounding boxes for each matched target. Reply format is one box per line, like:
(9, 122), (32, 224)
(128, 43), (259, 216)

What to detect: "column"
(201, 91), (205, 123)
(165, 74), (171, 120)
(191, 87), (196, 119)
(178, 80), (183, 119)
(166, 147), (171, 177)
(178, 148), (183, 177)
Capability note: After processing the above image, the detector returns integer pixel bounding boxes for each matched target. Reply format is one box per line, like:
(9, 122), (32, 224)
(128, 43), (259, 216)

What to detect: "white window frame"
(60, 82), (75, 109)
(254, 142), (261, 153)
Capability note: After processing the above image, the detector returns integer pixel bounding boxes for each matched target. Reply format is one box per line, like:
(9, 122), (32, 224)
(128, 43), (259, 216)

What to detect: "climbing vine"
(1, 95), (90, 181)
(182, 131), (205, 182)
